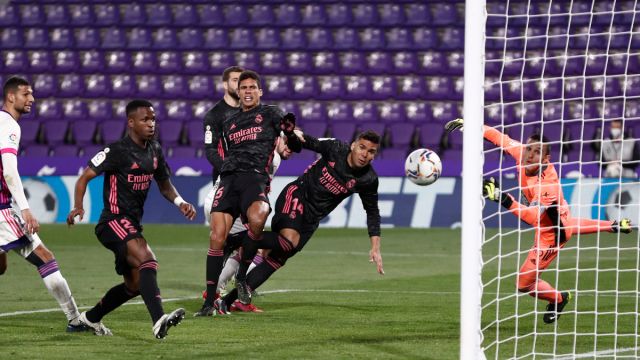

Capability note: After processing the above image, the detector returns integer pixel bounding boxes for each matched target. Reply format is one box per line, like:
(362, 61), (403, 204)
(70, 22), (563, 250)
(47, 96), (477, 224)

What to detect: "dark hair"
(125, 99), (154, 117)
(238, 70), (261, 89)
(222, 66), (244, 82)
(356, 130), (381, 145)
(527, 133), (550, 156)
(3, 76), (30, 100)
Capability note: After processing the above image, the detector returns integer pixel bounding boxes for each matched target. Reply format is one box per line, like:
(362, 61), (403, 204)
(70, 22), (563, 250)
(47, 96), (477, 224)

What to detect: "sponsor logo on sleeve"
(91, 151), (107, 166)
(204, 125), (212, 144)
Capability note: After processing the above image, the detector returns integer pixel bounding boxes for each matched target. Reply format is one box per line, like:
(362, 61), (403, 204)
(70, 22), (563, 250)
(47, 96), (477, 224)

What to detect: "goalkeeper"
(446, 118), (633, 324)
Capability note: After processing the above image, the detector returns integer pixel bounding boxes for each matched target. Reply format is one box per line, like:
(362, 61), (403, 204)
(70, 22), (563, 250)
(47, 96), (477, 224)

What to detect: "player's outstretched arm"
(156, 179), (196, 221)
(67, 167), (99, 226)
(369, 235), (384, 275)
(1, 152), (38, 234)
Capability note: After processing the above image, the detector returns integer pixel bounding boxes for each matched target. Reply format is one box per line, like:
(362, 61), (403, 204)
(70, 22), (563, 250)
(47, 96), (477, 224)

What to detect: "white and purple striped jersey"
(0, 110), (21, 209)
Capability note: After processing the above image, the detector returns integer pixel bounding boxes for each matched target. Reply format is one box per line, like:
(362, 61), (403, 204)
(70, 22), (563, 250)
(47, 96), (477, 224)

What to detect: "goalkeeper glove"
(279, 113), (296, 134)
(444, 118), (464, 133)
(483, 177), (513, 208)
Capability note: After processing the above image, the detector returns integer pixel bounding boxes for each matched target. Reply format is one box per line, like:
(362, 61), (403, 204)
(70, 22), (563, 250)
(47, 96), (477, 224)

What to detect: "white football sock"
(42, 271), (80, 321)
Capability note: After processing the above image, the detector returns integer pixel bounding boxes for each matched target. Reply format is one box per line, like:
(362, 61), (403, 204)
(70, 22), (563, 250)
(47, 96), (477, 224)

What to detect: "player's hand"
(21, 209), (40, 234)
(444, 118), (464, 133)
(66, 208), (84, 226)
(483, 177), (500, 202)
(369, 248), (385, 275)
(293, 129), (305, 142)
(279, 113), (296, 134)
(179, 202), (196, 221)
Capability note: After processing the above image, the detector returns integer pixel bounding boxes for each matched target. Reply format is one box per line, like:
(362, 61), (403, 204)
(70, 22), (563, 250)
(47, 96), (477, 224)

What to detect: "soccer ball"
(404, 148), (442, 186)
(23, 178), (58, 223)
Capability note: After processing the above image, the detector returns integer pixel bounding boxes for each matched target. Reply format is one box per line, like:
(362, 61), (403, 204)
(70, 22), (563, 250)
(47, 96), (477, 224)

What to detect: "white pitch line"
(152, 248), (456, 258)
(551, 346), (640, 360)
(0, 289), (455, 318)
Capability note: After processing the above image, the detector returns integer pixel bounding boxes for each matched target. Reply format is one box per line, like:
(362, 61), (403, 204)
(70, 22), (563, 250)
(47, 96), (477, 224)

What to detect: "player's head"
(126, 99), (156, 141)
(522, 134), (550, 176)
(609, 119), (623, 139)
(276, 134), (293, 160)
(2, 76), (34, 116)
(222, 65), (244, 101)
(237, 70), (263, 111)
(349, 130), (380, 169)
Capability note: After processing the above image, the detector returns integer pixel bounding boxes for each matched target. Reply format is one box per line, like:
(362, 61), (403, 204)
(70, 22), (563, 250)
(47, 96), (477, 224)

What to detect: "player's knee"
(517, 278), (534, 292)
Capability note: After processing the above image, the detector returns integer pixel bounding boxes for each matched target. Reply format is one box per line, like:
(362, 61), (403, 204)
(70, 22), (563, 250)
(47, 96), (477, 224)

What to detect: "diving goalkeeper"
(446, 118), (633, 324)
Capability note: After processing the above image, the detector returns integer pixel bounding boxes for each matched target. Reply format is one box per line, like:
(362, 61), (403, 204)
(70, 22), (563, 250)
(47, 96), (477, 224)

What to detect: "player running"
(219, 129), (385, 311)
(0, 76), (88, 332)
(445, 118), (632, 324)
(67, 100), (196, 339)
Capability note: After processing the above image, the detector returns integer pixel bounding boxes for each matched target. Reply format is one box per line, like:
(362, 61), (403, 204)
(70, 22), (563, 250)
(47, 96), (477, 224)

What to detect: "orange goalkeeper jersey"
(483, 126), (570, 235)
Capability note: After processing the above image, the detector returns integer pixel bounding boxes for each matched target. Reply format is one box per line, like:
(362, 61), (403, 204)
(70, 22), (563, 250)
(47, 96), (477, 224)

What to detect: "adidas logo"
(328, 161), (336, 168)
(230, 123), (237, 130)
(131, 162), (139, 169)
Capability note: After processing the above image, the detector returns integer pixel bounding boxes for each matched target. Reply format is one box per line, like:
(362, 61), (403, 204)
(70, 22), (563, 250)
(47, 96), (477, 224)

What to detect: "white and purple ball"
(404, 148), (442, 186)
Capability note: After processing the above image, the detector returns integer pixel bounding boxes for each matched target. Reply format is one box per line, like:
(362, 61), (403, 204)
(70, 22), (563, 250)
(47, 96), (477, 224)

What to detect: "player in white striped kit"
(0, 76), (87, 332)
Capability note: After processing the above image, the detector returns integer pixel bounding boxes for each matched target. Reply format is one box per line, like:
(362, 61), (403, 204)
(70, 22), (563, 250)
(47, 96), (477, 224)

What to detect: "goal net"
(463, 1), (640, 358)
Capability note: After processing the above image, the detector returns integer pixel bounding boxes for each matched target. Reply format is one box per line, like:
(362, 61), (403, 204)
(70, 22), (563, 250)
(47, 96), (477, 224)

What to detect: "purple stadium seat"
(52, 145), (79, 157)
(380, 148), (407, 161)
(85, 74), (110, 97)
(339, 52), (366, 75)
(193, 101), (214, 120)
(137, 75), (163, 98)
(69, 4), (93, 26)
(162, 75), (188, 99)
(153, 28), (178, 50)
(169, 147), (197, 158)
(24, 28), (49, 49)
(317, 76), (345, 100)
(102, 27), (127, 49)
(438, 28), (464, 50)
(127, 28), (152, 50)
(367, 52), (393, 74)
(291, 76), (318, 100)
(177, 28), (204, 50)
(344, 76), (371, 100)
(406, 103), (434, 123)
(208, 52), (235, 74)
(299, 102), (325, 122)
(1, 28), (22, 49)
(71, 120), (98, 146)
(100, 120), (126, 144)
(111, 75), (136, 98)
(33, 74), (57, 98)
(249, 4), (276, 25)
(20, 120), (41, 146)
(157, 120), (184, 147)
(0, 4), (18, 26)
(405, 3), (431, 25)
(235, 52), (261, 72)
(132, 52), (157, 74)
(174, 4), (198, 26)
(441, 149), (462, 166)
(624, 75), (640, 97)
(398, 77), (426, 100)
(256, 29), (281, 49)
(388, 123), (416, 148)
(183, 52), (209, 74)
(352, 4), (378, 25)
(21, 4), (44, 25)
(313, 52), (338, 74)
(431, 3), (458, 25)
(81, 145), (104, 158)
(420, 123), (444, 148)
(281, 28), (306, 50)
(23, 145), (50, 157)
(379, 102), (406, 122)
(104, 51), (131, 74)
(151, 101), (168, 121)
(446, 53), (464, 76)
(265, 75), (291, 100)
(307, 28), (333, 50)
(42, 120), (70, 145)
(64, 100), (89, 123)
(158, 52), (182, 74)
(386, 28), (413, 50)
(45, 4), (69, 25)
(50, 28), (74, 49)
(301, 4), (326, 25)
(585, 55), (607, 76)
(186, 121), (203, 146)
(275, 4), (301, 26)
(166, 101), (192, 122)
(229, 29), (255, 49)
(287, 52), (313, 74)
(326, 4), (352, 26)
(331, 123), (356, 142)
(358, 122), (385, 137)
(276, 101), (298, 115)
(603, 101), (624, 120)
(370, 76), (396, 100)
(360, 28), (385, 50)
(146, 3), (172, 26)
(58, 74), (84, 98)
(379, 4), (405, 25)
(326, 102), (353, 123)
(418, 51), (446, 75)
(74, 28), (100, 50)
(392, 52), (418, 75)
(301, 122), (328, 138)
(261, 52), (287, 73)
(353, 104), (380, 123)
(29, 51), (53, 73)
(203, 29), (229, 50)
(88, 100), (113, 122)
(55, 51), (79, 73)
(224, 4), (249, 25)
(432, 102), (461, 123)
(199, 5), (224, 26)
(94, 4), (119, 26)
(120, 4), (145, 26)
(189, 76), (214, 100)
(333, 28), (359, 50)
